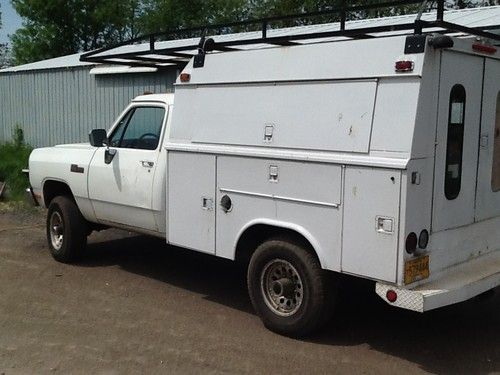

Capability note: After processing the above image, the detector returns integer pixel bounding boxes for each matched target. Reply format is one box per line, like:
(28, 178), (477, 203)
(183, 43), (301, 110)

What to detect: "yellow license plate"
(404, 255), (430, 285)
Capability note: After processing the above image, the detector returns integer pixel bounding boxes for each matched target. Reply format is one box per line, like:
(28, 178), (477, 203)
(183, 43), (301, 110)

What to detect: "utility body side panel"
(171, 81), (377, 153)
(215, 156), (343, 271)
(370, 77), (420, 155)
(342, 167), (401, 282)
(167, 152), (216, 254)
(397, 158), (434, 285)
(183, 36), (424, 84)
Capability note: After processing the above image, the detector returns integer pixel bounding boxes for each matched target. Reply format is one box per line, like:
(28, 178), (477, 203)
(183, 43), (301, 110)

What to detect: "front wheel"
(247, 238), (336, 337)
(46, 196), (87, 263)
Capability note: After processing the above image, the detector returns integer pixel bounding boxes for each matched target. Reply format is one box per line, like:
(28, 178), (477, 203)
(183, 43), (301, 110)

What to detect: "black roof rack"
(80, 0), (500, 69)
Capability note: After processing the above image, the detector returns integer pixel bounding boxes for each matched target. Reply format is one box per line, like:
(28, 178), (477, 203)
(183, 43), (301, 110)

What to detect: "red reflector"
(180, 73), (191, 82)
(395, 60), (414, 73)
(386, 290), (398, 303)
(472, 43), (497, 55)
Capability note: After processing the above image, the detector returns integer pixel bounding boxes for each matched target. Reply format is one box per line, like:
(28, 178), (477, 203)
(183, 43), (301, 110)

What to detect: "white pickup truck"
(28, 32), (500, 336)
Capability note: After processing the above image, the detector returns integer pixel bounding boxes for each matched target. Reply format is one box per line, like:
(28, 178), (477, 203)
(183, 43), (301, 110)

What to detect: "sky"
(0, 0), (22, 45)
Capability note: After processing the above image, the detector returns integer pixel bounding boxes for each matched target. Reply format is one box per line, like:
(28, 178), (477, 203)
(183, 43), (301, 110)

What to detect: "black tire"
(46, 196), (87, 263)
(247, 237), (337, 337)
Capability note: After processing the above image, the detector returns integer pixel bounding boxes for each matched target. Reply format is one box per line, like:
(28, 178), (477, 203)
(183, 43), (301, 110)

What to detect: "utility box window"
(444, 84), (466, 200)
(492, 92), (500, 192)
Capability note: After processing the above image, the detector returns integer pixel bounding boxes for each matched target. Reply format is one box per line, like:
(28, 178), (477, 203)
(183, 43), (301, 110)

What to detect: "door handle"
(140, 160), (154, 168)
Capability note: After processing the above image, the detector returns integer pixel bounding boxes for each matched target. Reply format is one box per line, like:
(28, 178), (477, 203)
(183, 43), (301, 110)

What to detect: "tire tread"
(247, 236), (337, 337)
(46, 196), (87, 263)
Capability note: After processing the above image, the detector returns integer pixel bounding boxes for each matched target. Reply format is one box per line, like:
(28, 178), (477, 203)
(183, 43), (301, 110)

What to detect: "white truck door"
(88, 105), (167, 232)
(432, 52), (483, 231)
(475, 58), (500, 221)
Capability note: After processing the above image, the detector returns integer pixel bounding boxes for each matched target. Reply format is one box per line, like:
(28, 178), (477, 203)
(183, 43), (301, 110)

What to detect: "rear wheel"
(46, 196), (87, 263)
(247, 238), (336, 337)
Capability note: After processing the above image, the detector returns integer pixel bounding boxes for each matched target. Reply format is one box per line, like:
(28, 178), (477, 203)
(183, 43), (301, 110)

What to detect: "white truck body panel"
(29, 144), (98, 222)
(432, 52), (483, 231)
(171, 80), (378, 153)
(215, 156), (343, 271)
(476, 58), (500, 221)
(167, 152), (217, 254)
(342, 167), (401, 282)
(181, 36), (424, 84)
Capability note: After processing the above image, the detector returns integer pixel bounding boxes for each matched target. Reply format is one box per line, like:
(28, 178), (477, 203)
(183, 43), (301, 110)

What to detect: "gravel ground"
(0, 207), (499, 374)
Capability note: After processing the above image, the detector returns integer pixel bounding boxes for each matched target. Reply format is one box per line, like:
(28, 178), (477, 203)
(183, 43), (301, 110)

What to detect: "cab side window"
(445, 84), (466, 200)
(492, 92), (500, 192)
(109, 107), (165, 150)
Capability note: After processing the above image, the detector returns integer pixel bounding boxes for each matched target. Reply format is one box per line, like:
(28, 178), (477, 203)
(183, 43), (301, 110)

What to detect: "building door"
(475, 58), (500, 221)
(432, 52), (483, 232)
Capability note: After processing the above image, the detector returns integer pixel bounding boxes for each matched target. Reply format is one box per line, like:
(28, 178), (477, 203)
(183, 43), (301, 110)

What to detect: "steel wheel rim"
(49, 211), (64, 251)
(260, 259), (304, 317)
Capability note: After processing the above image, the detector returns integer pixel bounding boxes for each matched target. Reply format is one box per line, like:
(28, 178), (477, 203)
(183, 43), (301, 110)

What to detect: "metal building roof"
(1, 5), (499, 74)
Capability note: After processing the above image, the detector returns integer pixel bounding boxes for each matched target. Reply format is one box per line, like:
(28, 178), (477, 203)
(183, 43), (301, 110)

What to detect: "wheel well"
(234, 224), (319, 269)
(43, 180), (75, 207)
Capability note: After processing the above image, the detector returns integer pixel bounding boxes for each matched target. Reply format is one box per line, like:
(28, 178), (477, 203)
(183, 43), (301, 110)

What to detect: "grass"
(0, 141), (32, 201)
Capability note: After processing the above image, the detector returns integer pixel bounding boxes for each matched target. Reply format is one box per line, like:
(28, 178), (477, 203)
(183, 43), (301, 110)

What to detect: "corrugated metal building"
(0, 6), (499, 148)
(0, 57), (177, 147)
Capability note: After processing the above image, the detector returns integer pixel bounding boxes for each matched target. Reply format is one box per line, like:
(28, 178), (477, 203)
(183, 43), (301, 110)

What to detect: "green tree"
(0, 43), (11, 68)
(139, 0), (250, 35)
(0, 3), (12, 68)
(9, 0), (496, 65)
(11, 0), (143, 64)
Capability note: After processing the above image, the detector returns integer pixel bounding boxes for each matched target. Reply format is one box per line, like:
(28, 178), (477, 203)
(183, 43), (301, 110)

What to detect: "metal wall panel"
(0, 67), (176, 147)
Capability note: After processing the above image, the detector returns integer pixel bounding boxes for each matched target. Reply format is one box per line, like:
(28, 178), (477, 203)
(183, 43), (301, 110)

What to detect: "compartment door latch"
(376, 216), (394, 234)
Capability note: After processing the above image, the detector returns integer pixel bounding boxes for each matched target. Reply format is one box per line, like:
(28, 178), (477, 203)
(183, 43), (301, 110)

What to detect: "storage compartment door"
(215, 156), (342, 270)
(167, 152), (216, 254)
(475, 59), (500, 221)
(432, 52), (483, 231)
(181, 81), (377, 153)
(342, 167), (401, 282)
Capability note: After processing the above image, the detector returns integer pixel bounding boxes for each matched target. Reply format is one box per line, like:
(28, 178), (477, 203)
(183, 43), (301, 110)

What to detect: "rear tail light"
(418, 230), (429, 249)
(386, 290), (398, 303)
(395, 60), (414, 73)
(405, 232), (418, 254)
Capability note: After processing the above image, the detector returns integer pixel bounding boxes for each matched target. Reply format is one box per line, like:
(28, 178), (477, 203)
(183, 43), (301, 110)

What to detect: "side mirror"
(89, 129), (108, 147)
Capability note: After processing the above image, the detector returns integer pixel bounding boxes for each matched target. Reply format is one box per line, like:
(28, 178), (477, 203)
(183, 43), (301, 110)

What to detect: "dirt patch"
(0, 208), (499, 374)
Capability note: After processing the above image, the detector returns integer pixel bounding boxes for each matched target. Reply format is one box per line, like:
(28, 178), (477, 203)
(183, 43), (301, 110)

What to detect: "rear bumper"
(376, 250), (500, 312)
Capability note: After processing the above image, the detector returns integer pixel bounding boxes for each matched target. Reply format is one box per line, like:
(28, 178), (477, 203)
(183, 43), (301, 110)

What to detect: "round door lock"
(220, 195), (232, 213)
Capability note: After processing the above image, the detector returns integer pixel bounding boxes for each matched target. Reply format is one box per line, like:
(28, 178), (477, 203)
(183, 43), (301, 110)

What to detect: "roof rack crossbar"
(430, 20), (500, 41)
(80, 1), (500, 68)
(80, 0), (425, 63)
